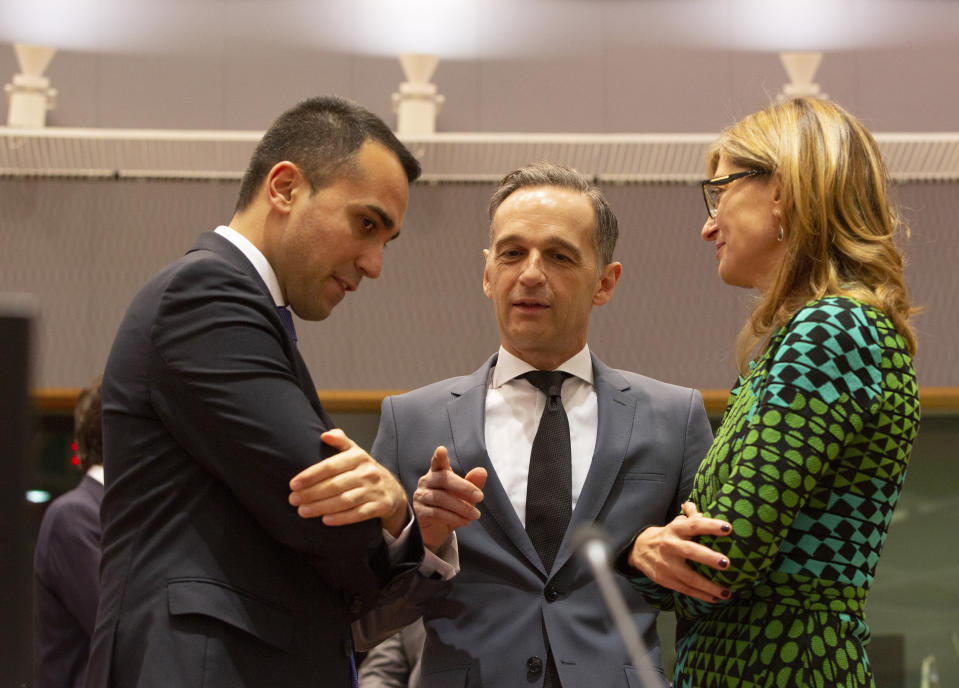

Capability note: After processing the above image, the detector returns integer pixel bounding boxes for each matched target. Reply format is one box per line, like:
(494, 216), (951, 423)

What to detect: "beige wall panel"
(1, 179), (953, 390)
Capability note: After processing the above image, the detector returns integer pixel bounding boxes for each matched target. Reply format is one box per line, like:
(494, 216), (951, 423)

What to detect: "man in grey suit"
(295, 162), (714, 687)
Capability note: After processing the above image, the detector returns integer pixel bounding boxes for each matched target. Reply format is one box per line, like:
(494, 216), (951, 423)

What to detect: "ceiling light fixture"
(392, 53), (444, 136)
(778, 51), (827, 100)
(4, 44), (58, 128)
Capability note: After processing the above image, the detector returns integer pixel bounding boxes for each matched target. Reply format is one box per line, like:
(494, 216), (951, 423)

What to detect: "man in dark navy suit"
(86, 97), (432, 688)
(34, 376), (104, 688)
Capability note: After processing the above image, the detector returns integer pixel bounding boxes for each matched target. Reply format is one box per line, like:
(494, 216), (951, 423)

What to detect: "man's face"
(267, 140), (410, 321)
(483, 186), (620, 370)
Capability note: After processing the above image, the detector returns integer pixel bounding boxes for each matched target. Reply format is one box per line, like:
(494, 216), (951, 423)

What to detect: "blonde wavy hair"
(706, 97), (917, 372)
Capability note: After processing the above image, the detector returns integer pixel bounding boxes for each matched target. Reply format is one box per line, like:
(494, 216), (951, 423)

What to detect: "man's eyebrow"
(367, 204), (395, 230)
(493, 233), (583, 257)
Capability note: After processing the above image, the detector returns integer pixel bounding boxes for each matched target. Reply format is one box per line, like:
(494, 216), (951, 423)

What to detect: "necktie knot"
(522, 370), (569, 402)
(276, 305), (297, 344)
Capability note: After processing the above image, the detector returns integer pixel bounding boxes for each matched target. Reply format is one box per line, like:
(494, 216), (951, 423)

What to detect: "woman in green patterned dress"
(619, 97), (920, 687)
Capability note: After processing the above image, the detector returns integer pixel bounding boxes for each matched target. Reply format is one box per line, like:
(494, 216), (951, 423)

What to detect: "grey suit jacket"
(370, 353), (713, 688)
(357, 620), (426, 688)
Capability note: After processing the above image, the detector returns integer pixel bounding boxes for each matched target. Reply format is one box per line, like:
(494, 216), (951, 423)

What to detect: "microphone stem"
(582, 540), (664, 688)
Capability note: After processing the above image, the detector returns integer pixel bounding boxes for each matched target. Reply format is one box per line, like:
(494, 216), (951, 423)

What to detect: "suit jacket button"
(349, 595), (364, 615)
(544, 584), (559, 602)
(527, 656), (544, 674)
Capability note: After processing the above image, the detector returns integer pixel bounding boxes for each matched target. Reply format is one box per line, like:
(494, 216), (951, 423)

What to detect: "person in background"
(357, 619), (426, 688)
(621, 97), (920, 688)
(34, 376), (104, 688)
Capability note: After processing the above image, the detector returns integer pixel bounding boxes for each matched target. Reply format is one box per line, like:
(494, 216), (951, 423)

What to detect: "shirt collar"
(86, 464), (105, 484)
(214, 225), (285, 307)
(490, 345), (593, 389)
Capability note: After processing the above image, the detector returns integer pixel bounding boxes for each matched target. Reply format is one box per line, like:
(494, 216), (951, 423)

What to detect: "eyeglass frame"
(701, 169), (766, 218)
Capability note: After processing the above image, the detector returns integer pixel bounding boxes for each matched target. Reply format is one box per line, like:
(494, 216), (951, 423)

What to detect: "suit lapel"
(552, 355), (636, 572)
(188, 232), (335, 432)
(447, 355), (545, 572)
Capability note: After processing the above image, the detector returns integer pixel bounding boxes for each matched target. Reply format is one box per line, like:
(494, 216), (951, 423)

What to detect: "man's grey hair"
(487, 162), (618, 267)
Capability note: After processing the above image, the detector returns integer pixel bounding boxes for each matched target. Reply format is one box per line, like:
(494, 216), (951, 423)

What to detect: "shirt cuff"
(381, 509), (459, 580)
(419, 533), (459, 580)
(382, 505), (416, 567)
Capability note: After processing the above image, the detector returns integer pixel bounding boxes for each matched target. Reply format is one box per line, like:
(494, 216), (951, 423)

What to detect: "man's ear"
(482, 249), (492, 299)
(265, 161), (301, 213)
(593, 261), (622, 306)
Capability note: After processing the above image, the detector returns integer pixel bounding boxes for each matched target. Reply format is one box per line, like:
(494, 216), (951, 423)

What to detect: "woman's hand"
(627, 501), (733, 603)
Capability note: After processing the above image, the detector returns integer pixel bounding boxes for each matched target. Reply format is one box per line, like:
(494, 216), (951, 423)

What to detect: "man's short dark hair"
(74, 377), (102, 471)
(235, 96), (421, 212)
(487, 162), (618, 267)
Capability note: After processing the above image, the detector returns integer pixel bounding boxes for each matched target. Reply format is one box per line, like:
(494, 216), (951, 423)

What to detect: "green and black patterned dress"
(629, 296), (920, 687)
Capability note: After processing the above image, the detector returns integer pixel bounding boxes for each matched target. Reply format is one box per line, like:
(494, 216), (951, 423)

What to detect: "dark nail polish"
(720, 523), (731, 533)
(719, 558), (729, 568)
(720, 589), (731, 598)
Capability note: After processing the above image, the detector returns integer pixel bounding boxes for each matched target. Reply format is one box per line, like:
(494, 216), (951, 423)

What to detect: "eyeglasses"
(701, 169), (764, 218)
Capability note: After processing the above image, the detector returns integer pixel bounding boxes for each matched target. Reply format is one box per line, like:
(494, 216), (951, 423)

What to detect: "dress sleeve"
(635, 300), (887, 618)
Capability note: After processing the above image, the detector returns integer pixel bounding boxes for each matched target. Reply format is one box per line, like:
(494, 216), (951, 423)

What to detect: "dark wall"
(0, 301), (33, 688)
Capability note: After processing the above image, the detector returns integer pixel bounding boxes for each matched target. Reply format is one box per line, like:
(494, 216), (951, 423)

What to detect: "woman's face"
(701, 155), (788, 292)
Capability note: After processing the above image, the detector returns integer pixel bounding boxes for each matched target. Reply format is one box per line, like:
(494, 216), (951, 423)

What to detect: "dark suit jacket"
(86, 232), (423, 687)
(369, 353), (713, 687)
(34, 474), (104, 688)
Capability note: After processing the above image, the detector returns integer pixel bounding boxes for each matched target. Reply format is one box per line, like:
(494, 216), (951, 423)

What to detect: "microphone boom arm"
(577, 526), (665, 688)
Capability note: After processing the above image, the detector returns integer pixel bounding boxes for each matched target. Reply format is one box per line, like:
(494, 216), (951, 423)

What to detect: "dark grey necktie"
(522, 370), (572, 573)
(276, 305), (297, 344)
(523, 370), (572, 688)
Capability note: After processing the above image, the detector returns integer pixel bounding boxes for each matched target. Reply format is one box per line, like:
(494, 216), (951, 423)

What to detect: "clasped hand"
(627, 502), (733, 603)
(288, 429), (409, 537)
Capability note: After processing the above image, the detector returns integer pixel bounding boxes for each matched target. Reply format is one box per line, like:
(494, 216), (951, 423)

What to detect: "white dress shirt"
(485, 345), (598, 527)
(86, 464), (105, 485)
(215, 225), (285, 306)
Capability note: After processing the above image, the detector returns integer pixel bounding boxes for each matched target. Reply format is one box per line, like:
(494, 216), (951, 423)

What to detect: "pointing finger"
(430, 445), (451, 472)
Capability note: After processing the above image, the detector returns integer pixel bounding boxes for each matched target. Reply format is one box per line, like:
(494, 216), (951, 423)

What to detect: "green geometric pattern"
(630, 296), (920, 687)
